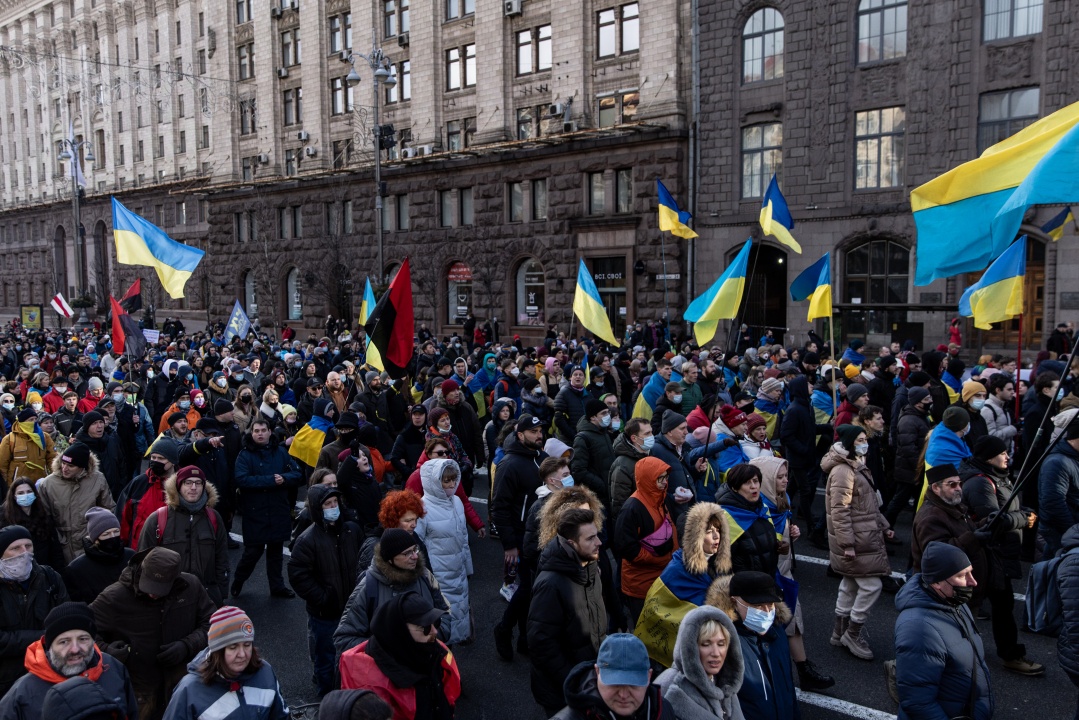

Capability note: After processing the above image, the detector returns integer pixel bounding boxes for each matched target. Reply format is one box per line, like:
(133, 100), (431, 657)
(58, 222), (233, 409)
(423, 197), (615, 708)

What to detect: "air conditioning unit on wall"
(504, 0), (522, 16)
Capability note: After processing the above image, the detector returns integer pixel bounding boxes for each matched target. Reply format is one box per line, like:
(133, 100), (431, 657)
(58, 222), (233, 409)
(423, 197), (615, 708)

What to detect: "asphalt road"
(226, 477), (1078, 720)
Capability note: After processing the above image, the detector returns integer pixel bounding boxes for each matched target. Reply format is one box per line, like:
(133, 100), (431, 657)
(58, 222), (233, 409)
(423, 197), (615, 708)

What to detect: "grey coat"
(656, 606), (745, 720)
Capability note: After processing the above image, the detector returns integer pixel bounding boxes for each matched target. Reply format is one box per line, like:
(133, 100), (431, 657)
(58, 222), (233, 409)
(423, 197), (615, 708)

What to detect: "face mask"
(600, 415), (611, 428)
(641, 435), (656, 451)
(194, 397), (205, 407)
(612, 418), (622, 432)
(31, 403), (42, 412)
(944, 582), (974, 607)
(146, 370), (154, 379)
(672, 394), (683, 404)
(15, 492), (35, 507)
(962, 423), (970, 435)
(240, 395), (252, 403)
(444, 484), (458, 498)
(439, 423), (452, 433)
(560, 475), (575, 488)
(533, 387), (544, 396)
(0, 552), (32, 582)
(1, 403), (12, 411)
(112, 393), (125, 404)
(323, 506), (341, 523)
(216, 378), (227, 388)
(97, 536), (124, 554)
(1058, 388), (1067, 401)
(149, 460), (167, 476)
(970, 398), (986, 411)
(486, 362), (496, 372)
(178, 400), (191, 410)
(855, 442), (869, 456)
(741, 604), (775, 634)
(510, 367), (520, 377)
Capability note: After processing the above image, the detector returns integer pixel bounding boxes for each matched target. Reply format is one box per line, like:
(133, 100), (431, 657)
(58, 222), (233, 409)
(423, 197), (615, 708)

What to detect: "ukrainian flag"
(684, 240), (751, 346)
(657, 180), (698, 239)
(959, 236), (1026, 330)
(789, 253), (832, 321)
(111, 197), (205, 299)
(1042, 207), (1075, 241)
(359, 278), (384, 371)
(631, 371), (668, 421)
(289, 416), (335, 467)
(759, 175), (802, 253)
(913, 101), (1079, 286)
(572, 259), (619, 345)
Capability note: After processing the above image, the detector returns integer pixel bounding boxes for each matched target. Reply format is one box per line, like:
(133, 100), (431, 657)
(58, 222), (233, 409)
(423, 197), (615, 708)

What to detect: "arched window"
(446, 261), (472, 325)
(244, 270), (258, 318)
(742, 8), (784, 83)
(286, 267), (302, 321)
(843, 238), (909, 336)
(515, 258), (545, 326)
(857, 0), (907, 64)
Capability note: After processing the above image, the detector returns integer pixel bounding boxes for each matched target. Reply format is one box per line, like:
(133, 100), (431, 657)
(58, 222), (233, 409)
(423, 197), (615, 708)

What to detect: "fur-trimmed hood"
(163, 474), (220, 510)
(537, 485), (605, 549)
(680, 502), (732, 576)
(704, 574), (792, 626)
(371, 539), (434, 588)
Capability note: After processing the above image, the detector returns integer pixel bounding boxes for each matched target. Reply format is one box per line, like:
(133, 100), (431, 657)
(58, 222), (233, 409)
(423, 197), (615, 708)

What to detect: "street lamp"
(345, 33), (397, 285)
(58, 125), (95, 329)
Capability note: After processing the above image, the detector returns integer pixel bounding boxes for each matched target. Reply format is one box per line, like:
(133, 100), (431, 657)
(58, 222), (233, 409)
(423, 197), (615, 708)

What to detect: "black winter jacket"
(0, 562), (68, 695)
(553, 386), (591, 444)
(234, 434), (303, 544)
(74, 428), (127, 499)
(779, 377), (829, 470)
(649, 395), (683, 438)
(288, 485), (363, 620)
(648, 435), (699, 520)
(63, 539), (135, 604)
(894, 404), (931, 486)
(868, 375), (897, 425)
(570, 418), (615, 508)
(959, 457), (1026, 582)
(1055, 525), (1079, 677)
(178, 437), (233, 514)
(491, 435), (547, 551)
(716, 485), (779, 576)
(527, 537), (606, 711)
(336, 450), (384, 532)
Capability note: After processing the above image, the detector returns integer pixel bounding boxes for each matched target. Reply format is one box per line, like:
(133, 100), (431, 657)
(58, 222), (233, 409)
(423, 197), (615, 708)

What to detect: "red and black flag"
(363, 258), (415, 379)
(110, 296), (147, 359)
(119, 278), (142, 314)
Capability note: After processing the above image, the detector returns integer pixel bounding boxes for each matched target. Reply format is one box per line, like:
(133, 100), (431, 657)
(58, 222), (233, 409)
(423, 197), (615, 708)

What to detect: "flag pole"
(829, 310), (838, 421)
(1015, 313), (1023, 422)
(727, 237), (761, 352)
(659, 231), (671, 348)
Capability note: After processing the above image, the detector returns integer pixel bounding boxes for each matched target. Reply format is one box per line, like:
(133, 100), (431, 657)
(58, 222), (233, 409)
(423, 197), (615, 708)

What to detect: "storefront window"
(447, 261), (473, 324)
(286, 267), (302, 320)
(515, 259), (545, 325)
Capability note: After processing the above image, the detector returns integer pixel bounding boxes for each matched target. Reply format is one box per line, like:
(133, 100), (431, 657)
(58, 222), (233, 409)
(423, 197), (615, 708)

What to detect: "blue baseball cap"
(596, 634), (650, 687)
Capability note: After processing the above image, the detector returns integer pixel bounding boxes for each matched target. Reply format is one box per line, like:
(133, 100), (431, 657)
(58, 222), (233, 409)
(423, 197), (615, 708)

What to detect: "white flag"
(50, 293), (73, 318)
(67, 122), (86, 187)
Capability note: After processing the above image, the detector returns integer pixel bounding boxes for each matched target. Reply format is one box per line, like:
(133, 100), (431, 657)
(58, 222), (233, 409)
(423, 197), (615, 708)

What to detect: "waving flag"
(657, 180), (698, 239)
(1041, 206), (1075, 241)
(789, 253), (832, 321)
(112, 197), (205, 299)
(224, 300), (251, 343)
(109, 296), (146, 358)
(572, 259), (618, 345)
(959, 236), (1027, 330)
(359, 277), (377, 326)
(913, 101), (1079, 285)
(364, 258), (415, 379)
(50, 293), (73, 319)
(759, 175), (801, 253)
(684, 240), (751, 346)
(289, 416), (334, 467)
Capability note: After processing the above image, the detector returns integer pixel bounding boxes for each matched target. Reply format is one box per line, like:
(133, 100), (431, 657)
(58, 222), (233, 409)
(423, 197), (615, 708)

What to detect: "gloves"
(723, 437), (739, 448)
(157, 641), (188, 666)
(973, 528), (994, 544)
(105, 641), (130, 662)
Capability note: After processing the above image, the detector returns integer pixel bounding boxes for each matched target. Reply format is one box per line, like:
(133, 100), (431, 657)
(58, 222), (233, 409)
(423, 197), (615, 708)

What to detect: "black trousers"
(500, 559), (534, 636)
(986, 581), (1023, 661)
(885, 482), (918, 528)
(234, 542), (286, 591)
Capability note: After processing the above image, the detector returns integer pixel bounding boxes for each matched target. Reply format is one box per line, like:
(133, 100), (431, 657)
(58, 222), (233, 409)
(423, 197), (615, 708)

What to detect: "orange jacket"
(340, 640), (461, 720)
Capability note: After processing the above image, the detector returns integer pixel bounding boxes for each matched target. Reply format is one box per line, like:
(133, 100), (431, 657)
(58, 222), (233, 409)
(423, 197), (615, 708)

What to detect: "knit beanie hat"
(908, 387), (931, 406)
(150, 437), (180, 465)
(661, 412), (688, 434)
(835, 424), (863, 455)
(973, 435), (1008, 462)
(921, 541), (972, 584)
(845, 383), (868, 404)
(0, 525), (31, 556)
(17, 408), (35, 422)
(379, 528), (417, 562)
(907, 371), (931, 388)
(85, 507), (119, 541)
(925, 464), (959, 485)
(942, 406), (970, 433)
(719, 405), (747, 429)
(81, 410), (105, 428)
(207, 606), (255, 653)
(61, 443), (91, 469)
(962, 380), (987, 403)
(759, 378), (784, 396)
(745, 414), (767, 434)
(844, 364), (861, 380)
(214, 399), (234, 415)
(44, 602), (96, 649)
(585, 399), (608, 419)
(440, 379), (459, 394)
(429, 407), (449, 428)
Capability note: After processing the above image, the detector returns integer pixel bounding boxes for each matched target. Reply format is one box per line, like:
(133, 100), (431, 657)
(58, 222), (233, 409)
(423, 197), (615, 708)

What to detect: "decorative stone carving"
(235, 23), (253, 44)
(808, 0), (834, 181)
(986, 39), (1034, 83)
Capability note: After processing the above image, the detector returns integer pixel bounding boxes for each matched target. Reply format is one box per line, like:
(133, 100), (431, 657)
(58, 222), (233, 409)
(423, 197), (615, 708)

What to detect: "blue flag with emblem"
(224, 299), (251, 343)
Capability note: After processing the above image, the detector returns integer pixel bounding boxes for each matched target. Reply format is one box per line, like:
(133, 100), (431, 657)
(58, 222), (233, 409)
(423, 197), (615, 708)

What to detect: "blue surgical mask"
(1058, 388), (1067, 401)
(112, 393), (125, 404)
(323, 506), (341, 522)
(970, 398), (986, 411)
(560, 475), (575, 488)
(741, 604), (775, 634)
(15, 492), (35, 507)
(600, 415), (612, 428)
(642, 435), (656, 451)
(179, 400), (191, 410)
(672, 394), (683, 404)
(612, 418), (622, 432)
(855, 442), (869, 456)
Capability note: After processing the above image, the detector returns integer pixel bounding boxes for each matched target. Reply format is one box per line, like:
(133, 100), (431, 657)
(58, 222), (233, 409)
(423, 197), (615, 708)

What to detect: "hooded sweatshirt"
(656, 605), (746, 720)
(613, 457), (678, 598)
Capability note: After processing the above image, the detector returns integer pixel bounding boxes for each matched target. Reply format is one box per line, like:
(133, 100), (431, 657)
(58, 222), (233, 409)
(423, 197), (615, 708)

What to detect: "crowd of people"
(0, 315), (1078, 719)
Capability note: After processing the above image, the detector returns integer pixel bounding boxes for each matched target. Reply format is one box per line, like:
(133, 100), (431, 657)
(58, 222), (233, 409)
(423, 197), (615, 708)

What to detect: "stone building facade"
(0, 0), (696, 342)
(695, 0), (1079, 353)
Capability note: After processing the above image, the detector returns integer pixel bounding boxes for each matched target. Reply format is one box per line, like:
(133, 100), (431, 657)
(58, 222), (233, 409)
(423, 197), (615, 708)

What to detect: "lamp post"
(58, 128), (95, 329)
(345, 34), (397, 286)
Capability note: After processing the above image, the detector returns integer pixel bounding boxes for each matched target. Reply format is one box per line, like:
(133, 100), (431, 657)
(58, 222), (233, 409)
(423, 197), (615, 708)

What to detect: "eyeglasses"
(430, 450), (449, 457)
(181, 480), (205, 488)
(940, 480), (962, 489)
(397, 547), (420, 558)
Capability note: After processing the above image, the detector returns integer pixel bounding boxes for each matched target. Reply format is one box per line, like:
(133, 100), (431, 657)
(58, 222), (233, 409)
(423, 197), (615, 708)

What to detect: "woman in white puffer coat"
(417, 458), (473, 644)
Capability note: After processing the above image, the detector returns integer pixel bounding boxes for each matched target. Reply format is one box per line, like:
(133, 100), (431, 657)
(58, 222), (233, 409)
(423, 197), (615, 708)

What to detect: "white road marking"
(229, 532), (290, 557)
(469, 497), (488, 505)
(796, 689), (897, 719)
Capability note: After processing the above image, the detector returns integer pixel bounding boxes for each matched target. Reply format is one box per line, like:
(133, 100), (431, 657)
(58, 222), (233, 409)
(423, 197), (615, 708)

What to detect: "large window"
(281, 30), (301, 67)
(516, 259), (546, 325)
(447, 262), (473, 324)
(237, 43), (254, 80)
(331, 77), (348, 115)
(616, 169), (633, 213)
(283, 88), (302, 125)
(741, 122), (782, 199)
(384, 1), (398, 38)
(518, 25), (552, 75)
(984, 0), (1042, 42)
(978, 87), (1039, 153)
(857, 0), (907, 64)
(532, 179), (548, 220)
(459, 187), (474, 225)
(588, 172), (605, 215)
(329, 13), (352, 53)
(286, 267), (302, 320)
(509, 182), (524, 222)
(447, 48), (461, 90)
(855, 107), (905, 189)
(440, 190), (454, 227)
(742, 8), (784, 83)
(244, 270), (258, 317)
(843, 239), (909, 336)
(446, 0), (474, 21)
(400, 61), (411, 100)
(240, 99), (256, 135)
(597, 91), (639, 127)
(597, 3), (639, 58)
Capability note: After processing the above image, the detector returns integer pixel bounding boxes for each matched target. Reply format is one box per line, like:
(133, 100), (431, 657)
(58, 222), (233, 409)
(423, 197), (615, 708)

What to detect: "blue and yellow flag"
(913, 101), (1079, 285)
(359, 278), (377, 326)
(959, 236), (1026, 330)
(657, 180), (698, 239)
(684, 240), (751, 346)
(759, 174), (801, 253)
(1042, 207), (1075, 241)
(289, 416), (334, 467)
(789, 253), (832, 321)
(572, 259), (618, 345)
(111, 197), (205, 299)
(224, 300), (251, 343)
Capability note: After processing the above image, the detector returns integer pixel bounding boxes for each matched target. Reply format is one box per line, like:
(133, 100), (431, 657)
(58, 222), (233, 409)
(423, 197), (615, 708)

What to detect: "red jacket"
(41, 390), (67, 414)
(78, 392), (106, 414)
(406, 452), (483, 532)
(833, 400), (858, 438)
(340, 640), (460, 720)
(119, 472), (168, 547)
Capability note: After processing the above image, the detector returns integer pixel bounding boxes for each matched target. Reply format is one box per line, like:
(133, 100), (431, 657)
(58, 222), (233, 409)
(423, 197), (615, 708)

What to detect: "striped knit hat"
(207, 606), (255, 653)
